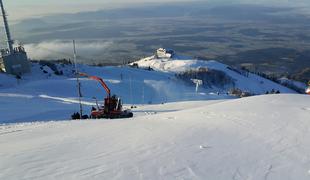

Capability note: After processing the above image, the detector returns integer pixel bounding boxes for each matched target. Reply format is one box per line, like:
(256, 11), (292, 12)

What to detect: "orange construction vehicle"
(78, 73), (133, 119)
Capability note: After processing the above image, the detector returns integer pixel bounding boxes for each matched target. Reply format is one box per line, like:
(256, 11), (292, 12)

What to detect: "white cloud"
(24, 40), (114, 61)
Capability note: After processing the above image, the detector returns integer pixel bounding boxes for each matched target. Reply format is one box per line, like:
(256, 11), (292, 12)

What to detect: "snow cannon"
(78, 73), (133, 119)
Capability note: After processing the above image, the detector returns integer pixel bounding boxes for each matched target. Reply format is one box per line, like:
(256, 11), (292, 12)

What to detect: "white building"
(156, 48), (175, 59)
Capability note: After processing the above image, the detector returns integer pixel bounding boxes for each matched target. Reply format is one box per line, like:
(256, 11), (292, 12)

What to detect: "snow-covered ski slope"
(1, 94), (310, 180)
(0, 55), (308, 179)
(0, 62), (234, 124)
(0, 53), (297, 123)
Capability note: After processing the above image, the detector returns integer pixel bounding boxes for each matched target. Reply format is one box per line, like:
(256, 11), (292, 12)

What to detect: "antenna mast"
(73, 40), (83, 118)
(0, 0), (14, 54)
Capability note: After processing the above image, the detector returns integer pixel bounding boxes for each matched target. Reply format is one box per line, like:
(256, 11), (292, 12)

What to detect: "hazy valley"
(1, 2), (310, 82)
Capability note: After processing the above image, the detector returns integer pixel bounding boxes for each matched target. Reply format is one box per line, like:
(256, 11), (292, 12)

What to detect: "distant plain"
(1, 2), (309, 82)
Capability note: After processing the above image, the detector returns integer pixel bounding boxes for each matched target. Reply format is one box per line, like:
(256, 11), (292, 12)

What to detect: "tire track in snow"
(0, 129), (23, 136)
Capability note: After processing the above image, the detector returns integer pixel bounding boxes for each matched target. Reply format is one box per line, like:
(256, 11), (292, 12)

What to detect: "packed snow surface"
(1, 94), (310, 180)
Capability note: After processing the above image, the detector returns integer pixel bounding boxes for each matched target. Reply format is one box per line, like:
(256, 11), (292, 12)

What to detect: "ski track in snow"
(0, 93), (34, 99)
(39, 94), (95, 106)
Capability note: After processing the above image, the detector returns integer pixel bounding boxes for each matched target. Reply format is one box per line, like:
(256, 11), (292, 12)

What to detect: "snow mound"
(133, 54), (296, 94)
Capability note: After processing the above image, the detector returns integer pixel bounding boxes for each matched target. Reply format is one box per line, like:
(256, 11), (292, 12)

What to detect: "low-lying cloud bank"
(24, 40), (114, 61)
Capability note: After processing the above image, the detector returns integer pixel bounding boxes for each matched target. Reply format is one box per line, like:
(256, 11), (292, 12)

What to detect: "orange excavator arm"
(79, 73), (111, 98)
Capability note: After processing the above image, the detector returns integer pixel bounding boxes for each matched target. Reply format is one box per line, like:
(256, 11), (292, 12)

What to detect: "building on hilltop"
(155, 48), (175, 59)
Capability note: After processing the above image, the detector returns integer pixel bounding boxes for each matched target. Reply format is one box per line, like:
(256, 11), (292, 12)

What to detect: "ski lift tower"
(191, 79), (203, 93)
(0, 0), (30, 75)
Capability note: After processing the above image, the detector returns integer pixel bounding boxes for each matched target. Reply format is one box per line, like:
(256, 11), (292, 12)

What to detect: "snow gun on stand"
(72, 73), (133, 119)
